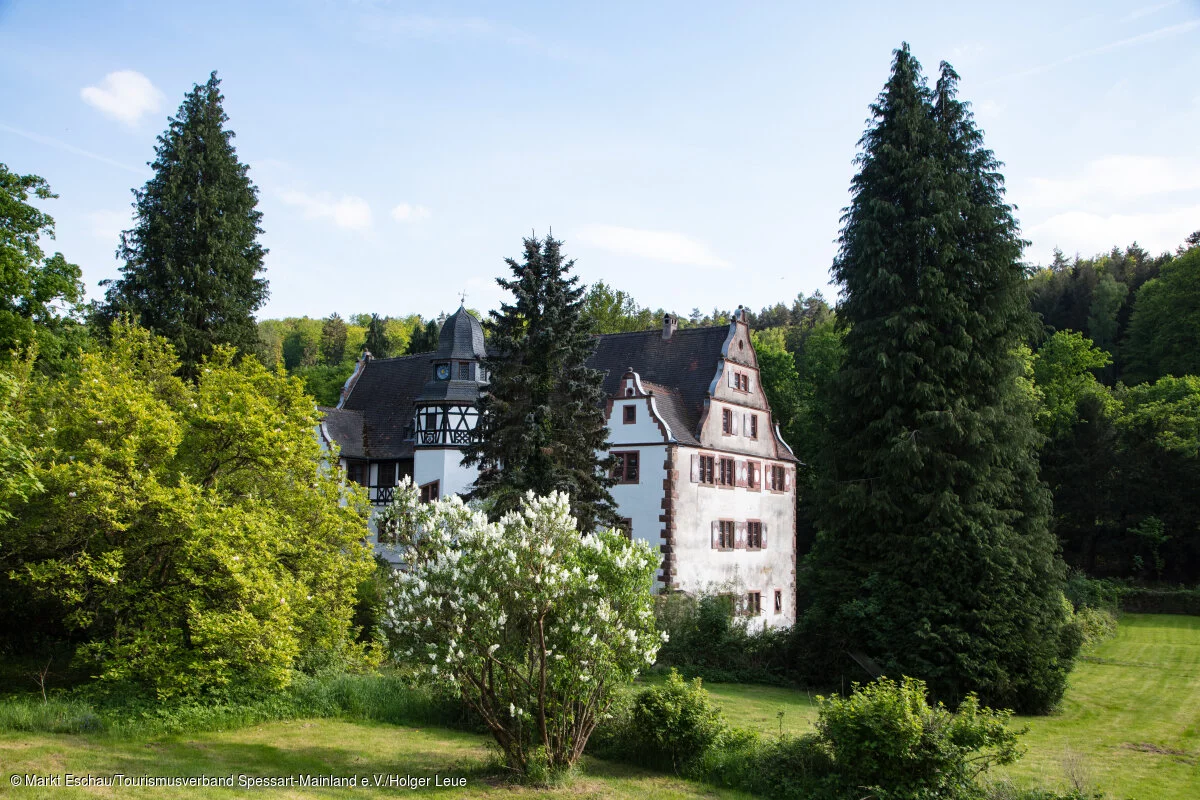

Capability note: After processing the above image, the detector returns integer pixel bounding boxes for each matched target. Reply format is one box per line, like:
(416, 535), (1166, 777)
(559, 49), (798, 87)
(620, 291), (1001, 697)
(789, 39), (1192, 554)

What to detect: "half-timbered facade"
(319, 305), (798, 628)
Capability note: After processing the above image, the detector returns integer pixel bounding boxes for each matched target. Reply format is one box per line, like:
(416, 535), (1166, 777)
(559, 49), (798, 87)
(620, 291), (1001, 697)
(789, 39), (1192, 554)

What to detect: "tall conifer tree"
(100, 73), (267, 378)
(801, 45), (1076, 713)
(463, 234), (618, 532)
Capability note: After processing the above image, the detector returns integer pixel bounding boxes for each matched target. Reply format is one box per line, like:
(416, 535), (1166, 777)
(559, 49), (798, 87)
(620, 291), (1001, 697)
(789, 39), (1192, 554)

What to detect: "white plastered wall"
(414, 447), (479, 498)
(672, 449), (796, 629)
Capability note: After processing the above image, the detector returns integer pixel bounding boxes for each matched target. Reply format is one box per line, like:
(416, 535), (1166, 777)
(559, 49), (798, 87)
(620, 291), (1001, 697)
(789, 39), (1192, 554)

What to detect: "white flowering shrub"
(379, 480), (663, 777)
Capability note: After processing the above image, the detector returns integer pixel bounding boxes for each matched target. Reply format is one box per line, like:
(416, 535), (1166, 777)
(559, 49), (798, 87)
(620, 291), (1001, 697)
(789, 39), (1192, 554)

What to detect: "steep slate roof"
(329, 321), (795, 460)
(586, 326), (730, 446)
(337, 353), (437, 459)
(318, 406), (365, 459)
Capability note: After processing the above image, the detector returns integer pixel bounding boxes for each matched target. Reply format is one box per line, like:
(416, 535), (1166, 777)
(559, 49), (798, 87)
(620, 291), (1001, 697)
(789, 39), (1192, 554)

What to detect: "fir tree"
(800, 45), (1076, 713)
(463, 234), (618, 532)
(320, 313), (348, 366)
(363, 313), (390, 357)
(99, 72), (267, 378)
(404, 319), (440, 354)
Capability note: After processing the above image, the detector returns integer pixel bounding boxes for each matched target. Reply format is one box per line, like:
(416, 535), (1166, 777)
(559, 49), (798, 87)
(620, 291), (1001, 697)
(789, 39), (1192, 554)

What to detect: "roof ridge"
(594, 324), (727, 339)
(364, 352), (435, 364)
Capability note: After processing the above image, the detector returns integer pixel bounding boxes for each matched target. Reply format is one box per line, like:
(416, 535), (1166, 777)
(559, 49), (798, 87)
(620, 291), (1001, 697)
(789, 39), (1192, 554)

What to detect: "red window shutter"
(691, 454), (700, 483)
(736, 460), (747, 488)
(731, 412), (739, 435)
(761, 523), (768, 548)
(784, 469), (792, 490)
(727, 367), (736, 388)
(735, 521), (747, 549)
(711, 520), (720, 549)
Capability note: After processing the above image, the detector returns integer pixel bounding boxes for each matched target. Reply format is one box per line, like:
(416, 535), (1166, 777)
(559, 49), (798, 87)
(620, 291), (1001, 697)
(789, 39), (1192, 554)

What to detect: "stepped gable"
(339, 353), (436, 459)
(586, 325), (730, 445)
(318, 406), (365, 458)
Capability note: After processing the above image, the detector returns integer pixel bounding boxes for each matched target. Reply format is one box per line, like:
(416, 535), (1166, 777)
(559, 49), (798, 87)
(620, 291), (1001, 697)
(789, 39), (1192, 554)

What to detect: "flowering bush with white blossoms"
(378, 480), (664, 777)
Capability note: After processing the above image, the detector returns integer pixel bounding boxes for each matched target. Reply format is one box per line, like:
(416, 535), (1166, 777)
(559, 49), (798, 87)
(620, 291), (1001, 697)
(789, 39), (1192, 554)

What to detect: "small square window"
(774, 590), (783, 614)
(623, 405), (636, 424)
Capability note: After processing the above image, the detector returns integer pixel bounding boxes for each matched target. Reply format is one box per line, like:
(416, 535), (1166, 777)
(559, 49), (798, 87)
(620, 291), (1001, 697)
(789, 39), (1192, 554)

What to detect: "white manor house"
(318, 305), (798, 627)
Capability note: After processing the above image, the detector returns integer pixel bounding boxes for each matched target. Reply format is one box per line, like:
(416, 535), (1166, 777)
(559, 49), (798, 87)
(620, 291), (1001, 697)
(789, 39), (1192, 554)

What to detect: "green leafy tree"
(0, 356), (41, 523)
(1123, 245), (1200, 383)
(463, 234), (618, 532)
(282, 316), (321, 369)
(0, 164), (85, 370)
(1031, 331), (1115, 439)
(320, 313), (348, 367)
(380, 487), (661, 778)
(751, 328), (803, 451)
(1113, 375), (1200, 580)
(581, 280), (655, 333)
(801, 46), (1074, 713)
(2, 321), (375, 697)
(98, 72), (268, 379)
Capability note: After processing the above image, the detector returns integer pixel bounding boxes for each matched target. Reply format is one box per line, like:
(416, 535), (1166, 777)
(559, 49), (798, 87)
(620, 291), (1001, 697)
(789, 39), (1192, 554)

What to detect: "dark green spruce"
(99, 72), (268, 378)
(800, 45), (1077, 713)
(462, 234), (618, 532)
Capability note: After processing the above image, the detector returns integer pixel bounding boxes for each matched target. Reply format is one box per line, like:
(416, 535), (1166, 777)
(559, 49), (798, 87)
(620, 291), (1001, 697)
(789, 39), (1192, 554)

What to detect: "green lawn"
(696, 613), (1200, 800)
(0, 719), (751, 799)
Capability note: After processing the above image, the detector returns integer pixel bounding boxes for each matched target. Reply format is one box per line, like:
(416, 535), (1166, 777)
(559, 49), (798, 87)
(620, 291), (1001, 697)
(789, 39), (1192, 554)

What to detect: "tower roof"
(435, 305), (486, 360)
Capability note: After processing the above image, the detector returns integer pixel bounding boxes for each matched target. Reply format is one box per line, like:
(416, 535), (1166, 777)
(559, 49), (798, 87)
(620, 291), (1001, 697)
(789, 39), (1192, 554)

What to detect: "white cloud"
(80, 71), (164, 127)
(391, 203), (431, 222)
(1018, 155), (1200, 210)
(279, 190), (373, 230)
(1027, 206), (1200, 262)
(576, 224), (730, 268)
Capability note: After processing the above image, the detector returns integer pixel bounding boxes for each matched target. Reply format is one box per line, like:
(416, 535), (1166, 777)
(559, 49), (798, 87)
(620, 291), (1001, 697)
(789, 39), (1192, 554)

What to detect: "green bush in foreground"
(631, 669), (727, 773)
(812, 676), (1023, 799)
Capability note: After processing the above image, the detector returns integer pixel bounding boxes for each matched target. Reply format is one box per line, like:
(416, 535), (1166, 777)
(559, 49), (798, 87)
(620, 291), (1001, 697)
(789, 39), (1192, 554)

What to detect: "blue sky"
(2, 0), (1198, 321)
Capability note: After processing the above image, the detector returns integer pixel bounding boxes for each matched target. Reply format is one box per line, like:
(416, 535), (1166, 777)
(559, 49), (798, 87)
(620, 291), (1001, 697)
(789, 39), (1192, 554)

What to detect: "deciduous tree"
(380, 486), (661, 778)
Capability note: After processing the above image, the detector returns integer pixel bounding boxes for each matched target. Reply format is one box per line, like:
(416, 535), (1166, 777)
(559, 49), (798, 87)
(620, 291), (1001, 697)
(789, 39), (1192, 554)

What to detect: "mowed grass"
(695, 613), (1200, 800)
(0, 719), (752, 800)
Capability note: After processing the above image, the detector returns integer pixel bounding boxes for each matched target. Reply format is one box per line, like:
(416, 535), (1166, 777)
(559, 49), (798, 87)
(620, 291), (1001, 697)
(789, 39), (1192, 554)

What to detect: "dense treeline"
(254, 312), (449, 406)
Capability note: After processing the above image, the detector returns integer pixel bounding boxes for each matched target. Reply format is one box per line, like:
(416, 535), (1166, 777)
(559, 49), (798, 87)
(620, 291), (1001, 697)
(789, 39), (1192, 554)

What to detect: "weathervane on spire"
(458, 290), (468, 306)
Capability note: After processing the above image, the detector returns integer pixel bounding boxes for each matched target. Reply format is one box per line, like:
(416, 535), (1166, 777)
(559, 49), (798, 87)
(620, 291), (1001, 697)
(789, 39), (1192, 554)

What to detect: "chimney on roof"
(662, 313), (677, 340)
